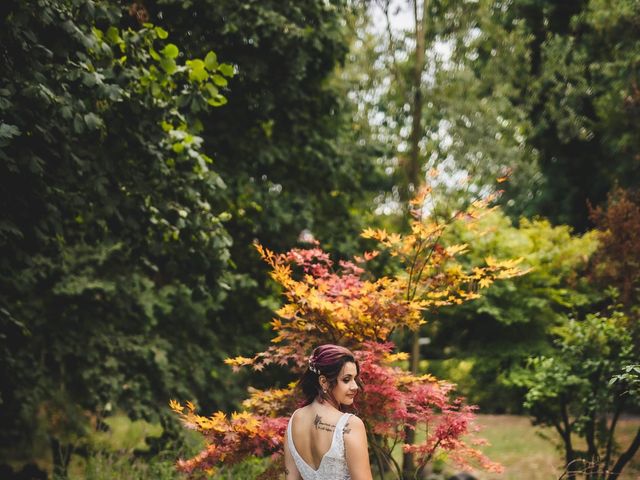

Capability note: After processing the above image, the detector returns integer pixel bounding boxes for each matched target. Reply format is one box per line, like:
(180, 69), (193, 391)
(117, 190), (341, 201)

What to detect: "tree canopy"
(0, 0), (383, 474)
(1, 1), (639, 479)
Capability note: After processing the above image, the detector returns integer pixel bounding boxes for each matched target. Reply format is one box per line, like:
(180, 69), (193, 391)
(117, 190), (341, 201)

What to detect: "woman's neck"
(315, 396), (341, 412)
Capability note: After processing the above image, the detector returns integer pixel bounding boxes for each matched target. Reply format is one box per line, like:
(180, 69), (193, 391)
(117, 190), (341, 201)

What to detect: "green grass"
(459, 415), (640, 480)
(379, 414), (640, 480)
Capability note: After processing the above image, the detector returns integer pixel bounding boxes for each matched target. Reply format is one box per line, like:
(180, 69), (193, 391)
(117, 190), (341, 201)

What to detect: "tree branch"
(607, 426), (640, 480)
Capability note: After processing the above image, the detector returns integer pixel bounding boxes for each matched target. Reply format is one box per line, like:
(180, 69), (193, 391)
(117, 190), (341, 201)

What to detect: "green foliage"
(91, 414), (163, 453)
(0, 0), (240, 472)
(610, 364), (640, 401)
(66, 450), (268, 480)
(513, 310), (639, 479)
(63, 413), (198, 480)
(428, 209), (599, 411)
(0, 0), (387, 475)
(147, 0), (388, 396)
(354, 0), (640, 228)
(520, 312), (635, 416)
(209, 457), (272, 480)
(473, 0), (640, 229)
(68, 452), (184, 480)
(343, 1), (543, 219)
(152, 0), (385, 249)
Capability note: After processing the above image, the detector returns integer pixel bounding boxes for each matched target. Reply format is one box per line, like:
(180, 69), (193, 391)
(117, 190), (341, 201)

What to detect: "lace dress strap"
(333, 413), (353, 455)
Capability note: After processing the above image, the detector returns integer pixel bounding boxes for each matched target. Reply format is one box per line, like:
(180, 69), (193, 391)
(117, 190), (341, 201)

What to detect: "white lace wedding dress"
(287, 411), (353, 480)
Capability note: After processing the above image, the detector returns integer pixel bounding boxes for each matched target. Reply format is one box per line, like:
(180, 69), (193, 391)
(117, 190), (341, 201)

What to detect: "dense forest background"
(1, 0), (638, 478)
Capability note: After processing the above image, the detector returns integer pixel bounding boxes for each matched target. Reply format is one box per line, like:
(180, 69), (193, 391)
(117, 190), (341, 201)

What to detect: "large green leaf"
(161, 43), (179, 59)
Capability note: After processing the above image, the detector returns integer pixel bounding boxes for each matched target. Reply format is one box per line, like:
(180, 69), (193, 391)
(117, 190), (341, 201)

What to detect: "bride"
(284, 344), (373, 480)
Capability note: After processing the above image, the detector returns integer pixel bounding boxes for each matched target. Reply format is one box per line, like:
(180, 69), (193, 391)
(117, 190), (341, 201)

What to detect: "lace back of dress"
(288, 412), (352, 480)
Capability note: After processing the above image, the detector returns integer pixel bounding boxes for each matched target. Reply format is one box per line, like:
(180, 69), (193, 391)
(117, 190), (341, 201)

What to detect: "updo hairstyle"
(299, 344), (363, 406)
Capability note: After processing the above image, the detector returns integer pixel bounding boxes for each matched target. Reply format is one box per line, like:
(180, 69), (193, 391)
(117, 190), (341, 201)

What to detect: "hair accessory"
(308, 356), (320, 374)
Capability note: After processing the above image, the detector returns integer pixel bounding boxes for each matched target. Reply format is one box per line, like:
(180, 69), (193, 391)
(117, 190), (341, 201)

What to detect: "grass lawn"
(457, 415), (640, 480)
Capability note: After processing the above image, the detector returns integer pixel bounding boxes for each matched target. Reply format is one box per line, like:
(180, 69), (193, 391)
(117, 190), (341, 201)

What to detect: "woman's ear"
(319, 375), (328, 391)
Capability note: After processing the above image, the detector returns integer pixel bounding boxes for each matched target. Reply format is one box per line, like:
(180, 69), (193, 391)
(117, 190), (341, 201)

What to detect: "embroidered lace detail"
(287, 411), (352, 480)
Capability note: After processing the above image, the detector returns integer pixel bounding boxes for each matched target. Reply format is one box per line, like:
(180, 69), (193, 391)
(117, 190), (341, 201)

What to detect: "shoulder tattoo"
(313, 414), (351, 434)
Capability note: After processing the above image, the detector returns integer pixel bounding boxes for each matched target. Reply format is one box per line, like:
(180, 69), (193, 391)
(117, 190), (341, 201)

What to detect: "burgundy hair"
(299, 344), (363, 407)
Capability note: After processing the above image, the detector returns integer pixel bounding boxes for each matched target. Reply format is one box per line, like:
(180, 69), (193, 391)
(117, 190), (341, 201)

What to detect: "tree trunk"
(585, 413), (598, 480)
(563, 435), (576, 480)
(404, 0), (427, 198)
(402, 0), (428, 477)
(558, 402), (576, 480)
(607, 426), (640, 480)
(601, 402), (623, 478)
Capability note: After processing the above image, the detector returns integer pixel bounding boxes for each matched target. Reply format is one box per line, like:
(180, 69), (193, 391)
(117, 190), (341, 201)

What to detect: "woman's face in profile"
(331, 361), (359, 406)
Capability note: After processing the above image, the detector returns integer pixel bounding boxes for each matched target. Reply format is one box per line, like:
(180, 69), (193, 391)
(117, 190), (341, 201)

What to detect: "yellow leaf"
(445, 244), (469, 256)
(169, 399), (184, 413)
(361, 227), (378, 239)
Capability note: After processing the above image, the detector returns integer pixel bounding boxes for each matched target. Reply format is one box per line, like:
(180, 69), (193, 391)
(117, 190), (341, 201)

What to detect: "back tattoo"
(313, 414), (351, 434)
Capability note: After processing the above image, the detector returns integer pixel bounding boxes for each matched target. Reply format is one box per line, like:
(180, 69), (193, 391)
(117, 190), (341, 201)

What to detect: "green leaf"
(0, 123), (20, 140)
(155, 26), (169, 39)
(73, 114), (85, 134)
(159, 57), (177, 75)
(92, 27), (103, 41)
(82, 72), (98, 87)
(0, 123), (20, 147)
(204, 83), (219, 97)
(161, 43), (179, 59)
(106, 26), (121, 44)
(149, 48), (160, 61)
(211, 74), (228, 87)
(60, 106), (73, 120)
(207, 95), (228, 107)
(84, 113), (103, 131)
(218, 63), (235, 77)
(187, 59), (208, 82)
(204, 51), (218, 70)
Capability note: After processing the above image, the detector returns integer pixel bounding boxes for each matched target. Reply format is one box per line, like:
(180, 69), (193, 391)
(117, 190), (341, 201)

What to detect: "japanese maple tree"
(171, 193), (525, 479)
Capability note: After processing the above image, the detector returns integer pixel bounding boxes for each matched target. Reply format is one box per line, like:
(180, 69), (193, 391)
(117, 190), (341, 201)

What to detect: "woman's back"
(290, 404), (348, 470)
(283, 345), (372, 480)
(287, 404), (352, 479)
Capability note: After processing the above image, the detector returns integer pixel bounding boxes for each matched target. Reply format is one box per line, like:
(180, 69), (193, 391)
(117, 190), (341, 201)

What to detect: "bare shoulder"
(344, 414), (366, 438)
(344, 415), (373, 479)
(345, 414), (365, 430)
(291, 405), (311, 422)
